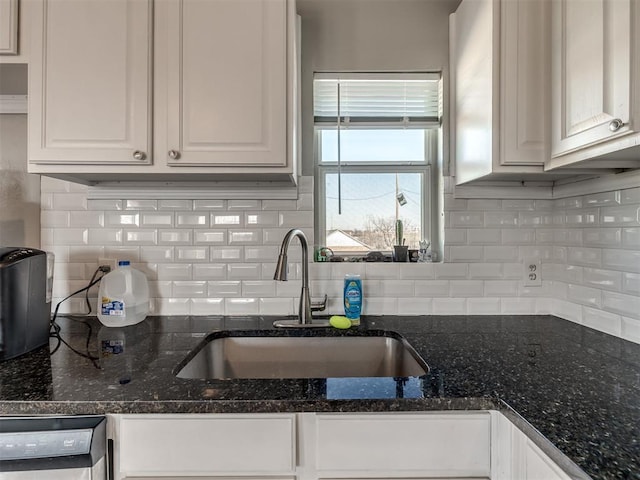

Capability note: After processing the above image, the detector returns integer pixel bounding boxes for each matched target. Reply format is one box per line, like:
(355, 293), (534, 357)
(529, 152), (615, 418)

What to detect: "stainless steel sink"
(175, 330), (429, 380)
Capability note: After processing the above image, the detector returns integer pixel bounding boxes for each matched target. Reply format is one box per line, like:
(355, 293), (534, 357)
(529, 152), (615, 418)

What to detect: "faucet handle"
(310, 294), (328, 312)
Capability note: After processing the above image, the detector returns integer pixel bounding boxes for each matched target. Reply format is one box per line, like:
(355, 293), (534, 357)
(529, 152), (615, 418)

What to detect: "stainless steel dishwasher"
(0, 416), (106, 479)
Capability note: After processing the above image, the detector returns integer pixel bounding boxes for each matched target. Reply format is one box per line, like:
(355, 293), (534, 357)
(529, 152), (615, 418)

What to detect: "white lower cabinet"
(109, 411), (575, 480)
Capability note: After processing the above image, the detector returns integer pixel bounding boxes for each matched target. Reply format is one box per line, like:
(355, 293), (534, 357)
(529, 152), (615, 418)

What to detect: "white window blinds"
(314, 73), (441, 125)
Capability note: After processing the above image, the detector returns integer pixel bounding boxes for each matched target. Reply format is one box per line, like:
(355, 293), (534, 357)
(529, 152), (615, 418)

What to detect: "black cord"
(49, 269), (107, 369)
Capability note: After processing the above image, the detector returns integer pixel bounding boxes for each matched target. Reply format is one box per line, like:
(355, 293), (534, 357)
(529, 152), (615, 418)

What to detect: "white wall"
(0, 64), (40, 247)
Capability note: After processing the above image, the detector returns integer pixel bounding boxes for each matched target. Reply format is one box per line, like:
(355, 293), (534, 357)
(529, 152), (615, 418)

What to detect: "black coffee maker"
(0, 247), (53, 361)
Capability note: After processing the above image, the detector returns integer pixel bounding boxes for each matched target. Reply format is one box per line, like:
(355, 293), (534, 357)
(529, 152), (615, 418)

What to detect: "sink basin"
(175, 330), (429, 380)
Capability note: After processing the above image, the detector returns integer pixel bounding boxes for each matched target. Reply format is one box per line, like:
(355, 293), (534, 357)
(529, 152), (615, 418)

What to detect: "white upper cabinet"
(0, 0), (18, 55)
(28, 0), (297, 184)
(451, 0), (556, 185)
(548, 0), (640, 170)
(28, 0), (153, 166)
(157, 0), (287, 168)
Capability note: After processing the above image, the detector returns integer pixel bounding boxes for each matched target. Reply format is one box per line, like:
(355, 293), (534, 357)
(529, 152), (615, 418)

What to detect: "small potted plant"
(393, 219), (408, 262)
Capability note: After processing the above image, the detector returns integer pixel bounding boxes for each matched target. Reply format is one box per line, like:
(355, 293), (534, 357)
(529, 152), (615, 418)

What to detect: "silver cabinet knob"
(133, 150), (146, 160)
(168, 150), (181, 160)
(609, 118), (625, 132)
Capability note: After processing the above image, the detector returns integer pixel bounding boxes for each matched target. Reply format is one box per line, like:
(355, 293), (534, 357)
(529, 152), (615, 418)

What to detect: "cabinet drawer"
(315, 412), (490, 477)
(118, 414), (296, 475)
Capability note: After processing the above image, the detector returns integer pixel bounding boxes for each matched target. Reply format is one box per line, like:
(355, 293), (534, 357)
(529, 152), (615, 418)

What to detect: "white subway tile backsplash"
(467, 297), (501, 314)
(600, 206), (640, 226)
(484, 246), (519, 262)
(193, 199), (225, 210)
(567, 247), (602, 267)
(397, 297), (433, 315)
(450, 211), (484, 227)
(42, 211), (70, 228)
(484, 211), (518, 227)
(444, 228), (466, 245)
(502, 229), (535, 245)
(584, 191), (620, 206)
(434, 263), (468, 279)
(244, 246), (279, 262)
(502, 199), (534, 210)
(279, 211), (313, 228)
(501, 297), (537, 314)
(159, 200), (192, 210)
(125, 200), (158, 211)
(602, 291), (640, 319)
(158, 229), (193, 245)
(519, 211), (553, 226)
(88, 228), (122, 245)
(414, 280), (450, 297)
(621, 316), (640, 343)
(194, 230), (227, 244)
(432, 298), (466, 314)
(52, 193), (87, 211)
(157, 263), (192, 281)
(467, 199), (501, 210)
(228, 229), (262, 245)
(621, 187), (640, 204)
(467, 229), (501, 244)
(191, 298), (225, 315)
(567, 284), (602, 308)
(246, 211), (278, 227)
(176, 246), (209, 262)
(450, 280), (483, 297)
(228, 263), (262, 280)
(259, 298), (295, 315)
(124, 229), (157, 245)
(173, 281), (208, 298)
(622, 272), (640, 295)
(242, 280), (276, 297)
(42, 176), (638, 339)
(602, 249), (640, 273)
(105, 212), (139, 227)
(155, 298), (190, 315)
(583, 268), (622, 291)
(54, 228), (88, 245)
(212, 214), (242, 226)
(448, 246), (484, 262)
(176, 212), (209, 228)
(622, 227), (640, 248)
(582, 306), (622, 337)
(225, 298), (260, 315)
(193, 263), (227, 280)
(583, 228), (622, 247)
(210, 246), (243, 262)
(262, 199), (297, 211)
(485, 280), (518, 297)
(553, 229), (583, 245)
(141, 212), (174, 227)
(208, 281), (242, 296)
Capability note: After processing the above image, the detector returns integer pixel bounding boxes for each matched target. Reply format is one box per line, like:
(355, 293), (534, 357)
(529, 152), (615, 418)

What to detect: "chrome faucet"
(274, 228), (313, 324)
(273, 228), (326, 327)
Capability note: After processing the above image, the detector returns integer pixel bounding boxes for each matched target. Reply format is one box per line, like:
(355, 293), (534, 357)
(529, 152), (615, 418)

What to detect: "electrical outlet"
(98, 258), (117, 273)
(523, 259), (542, 287)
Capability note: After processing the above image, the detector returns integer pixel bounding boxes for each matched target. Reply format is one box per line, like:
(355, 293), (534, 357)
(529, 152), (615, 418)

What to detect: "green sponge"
(329, 315), (352, 329)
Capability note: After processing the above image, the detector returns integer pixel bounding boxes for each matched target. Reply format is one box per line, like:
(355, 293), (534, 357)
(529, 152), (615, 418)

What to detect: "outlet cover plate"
(523, 259), (542, 287)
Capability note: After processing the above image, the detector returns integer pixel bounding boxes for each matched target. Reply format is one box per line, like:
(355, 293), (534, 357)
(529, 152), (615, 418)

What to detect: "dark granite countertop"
(1, 314), (638, 479)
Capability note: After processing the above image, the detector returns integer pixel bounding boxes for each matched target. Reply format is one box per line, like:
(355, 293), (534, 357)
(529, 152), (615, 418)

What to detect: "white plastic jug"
(97, 261), (149, 327)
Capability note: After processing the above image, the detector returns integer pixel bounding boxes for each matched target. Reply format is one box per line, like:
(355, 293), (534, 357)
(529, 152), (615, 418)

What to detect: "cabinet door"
(115, 414), (296, 478)
(500, 0), (548, 166)
(0, 0), (18, 54)
(29, 0), (152, 165)
(551, 0), (635, 157)
(158, 0), (288, 167)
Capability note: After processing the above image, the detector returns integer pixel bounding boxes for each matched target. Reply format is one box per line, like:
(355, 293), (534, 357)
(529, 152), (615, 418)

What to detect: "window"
(314, 73), (441, 255)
